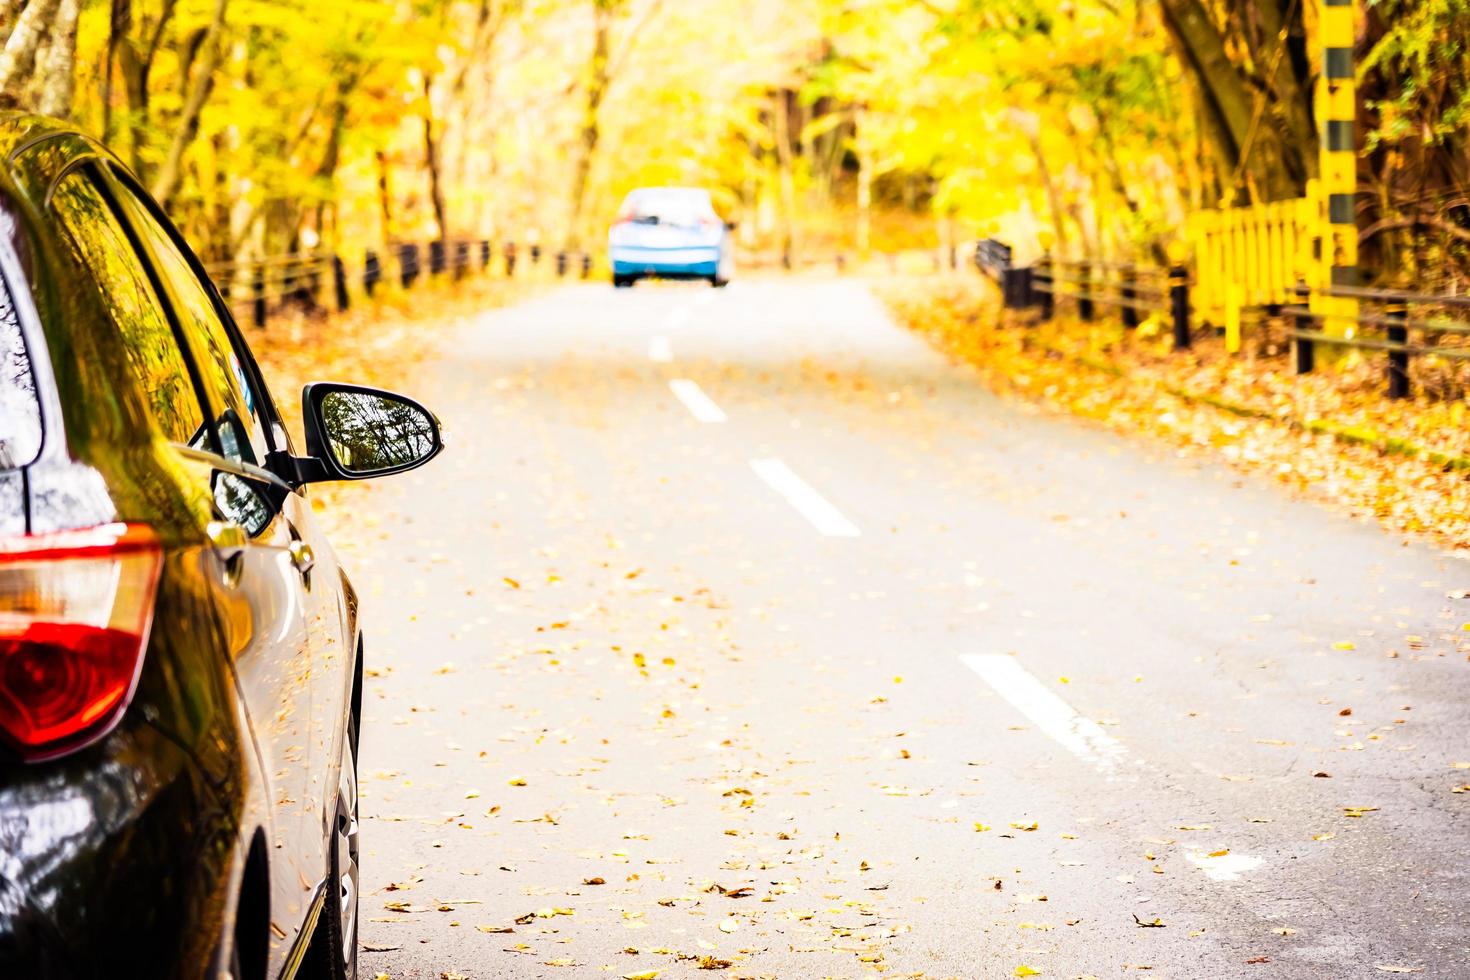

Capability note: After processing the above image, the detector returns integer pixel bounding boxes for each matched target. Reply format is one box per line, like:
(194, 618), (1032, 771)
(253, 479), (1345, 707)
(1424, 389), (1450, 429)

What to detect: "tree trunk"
(36, 0), (80, 119)
(151, 0), (228, 209)
(101, 0), (131, 140)
(421, 72), (448, 242)
(0, 0), (63, 103)
(1014, 112), (1068, 256)
(376, 149), (395, 244)
(116, 0), (180, 176)
(0, 1), (23, 46)
(566, 2), (614, 249)
(1159, 0), (1308, 203)
(773, 89), (798, 267)
(855, 110), (872, 258)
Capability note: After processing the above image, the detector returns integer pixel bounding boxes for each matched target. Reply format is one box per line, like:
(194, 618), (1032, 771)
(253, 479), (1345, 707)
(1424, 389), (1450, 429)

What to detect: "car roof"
(0, 113), (96, 171)
(626, 187), (712, 201)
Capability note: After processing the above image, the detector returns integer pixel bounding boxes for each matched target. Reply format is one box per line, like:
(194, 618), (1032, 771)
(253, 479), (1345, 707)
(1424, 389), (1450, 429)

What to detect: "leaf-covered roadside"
(246, 277), (533, 526)
(881, 276), (1470, 549)
(250, 278), (531, 440)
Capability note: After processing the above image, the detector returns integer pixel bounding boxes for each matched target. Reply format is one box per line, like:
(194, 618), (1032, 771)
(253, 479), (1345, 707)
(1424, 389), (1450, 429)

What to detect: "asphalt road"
(342, 277), (1469, 980)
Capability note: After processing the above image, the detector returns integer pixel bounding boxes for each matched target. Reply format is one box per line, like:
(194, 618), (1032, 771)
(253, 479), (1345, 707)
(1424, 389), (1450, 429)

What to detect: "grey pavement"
(338, 277), (1469, 980)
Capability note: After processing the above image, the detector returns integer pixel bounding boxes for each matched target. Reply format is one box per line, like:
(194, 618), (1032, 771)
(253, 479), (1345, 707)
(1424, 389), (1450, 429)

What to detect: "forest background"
(0, 0), (1464, 286)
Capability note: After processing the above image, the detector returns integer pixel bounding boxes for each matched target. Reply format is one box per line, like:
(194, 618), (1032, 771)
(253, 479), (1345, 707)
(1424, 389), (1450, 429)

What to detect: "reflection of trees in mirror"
(321, 392), (435, 474)
(213, 472), (272, 536)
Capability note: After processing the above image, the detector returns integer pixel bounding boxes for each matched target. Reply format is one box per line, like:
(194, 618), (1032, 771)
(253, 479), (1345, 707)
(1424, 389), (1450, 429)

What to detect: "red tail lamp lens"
(0, 523), (162, 760)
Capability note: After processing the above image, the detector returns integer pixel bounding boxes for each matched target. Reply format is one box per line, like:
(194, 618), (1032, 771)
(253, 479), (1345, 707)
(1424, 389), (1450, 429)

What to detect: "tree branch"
(151, 0), (228, 208)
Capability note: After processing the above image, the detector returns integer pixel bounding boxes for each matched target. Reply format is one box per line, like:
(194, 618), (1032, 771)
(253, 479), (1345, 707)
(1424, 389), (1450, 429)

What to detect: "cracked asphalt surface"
(337, 277), (1469, 979)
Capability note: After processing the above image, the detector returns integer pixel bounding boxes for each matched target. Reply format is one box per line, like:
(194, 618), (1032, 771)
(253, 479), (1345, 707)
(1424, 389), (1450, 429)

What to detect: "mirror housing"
(295, 382), (444, 483)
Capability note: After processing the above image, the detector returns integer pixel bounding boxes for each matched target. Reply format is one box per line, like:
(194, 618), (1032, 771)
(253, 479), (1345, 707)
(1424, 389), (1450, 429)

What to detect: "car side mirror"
(298, 382), (444, 482)
(724, 220), (738, 232)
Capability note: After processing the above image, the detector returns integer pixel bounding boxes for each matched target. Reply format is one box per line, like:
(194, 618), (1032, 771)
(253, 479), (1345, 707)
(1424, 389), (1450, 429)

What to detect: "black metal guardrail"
(973, 237), (1470, 400)
(974, 241), (1193, 351)
(205, 238), (597, 329)
(1283, 286), (1470, 398)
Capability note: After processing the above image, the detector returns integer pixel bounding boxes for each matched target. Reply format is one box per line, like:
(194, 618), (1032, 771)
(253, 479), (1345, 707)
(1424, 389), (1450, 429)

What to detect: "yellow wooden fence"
(1187, 180), (1359, 352)
(1188, 184), (1319, 322)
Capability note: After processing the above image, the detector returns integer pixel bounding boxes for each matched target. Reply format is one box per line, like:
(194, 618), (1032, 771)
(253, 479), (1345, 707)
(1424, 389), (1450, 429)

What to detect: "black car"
(0, 115), (442, 979)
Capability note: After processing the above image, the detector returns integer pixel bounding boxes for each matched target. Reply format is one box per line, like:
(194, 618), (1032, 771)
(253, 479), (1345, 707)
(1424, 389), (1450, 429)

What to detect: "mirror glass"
(213, 471), (273, 537)
(320, 390), (437, 475)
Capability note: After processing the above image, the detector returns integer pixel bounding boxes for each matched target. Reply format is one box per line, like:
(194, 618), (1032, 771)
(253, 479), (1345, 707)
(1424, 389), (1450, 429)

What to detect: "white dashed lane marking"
(959, 654), (1128, 775)
(960, 654), (1263, 881)
(668, 379), (726, 422)
(1187, 850), (1264, 882)
(749, 458), (860, 538)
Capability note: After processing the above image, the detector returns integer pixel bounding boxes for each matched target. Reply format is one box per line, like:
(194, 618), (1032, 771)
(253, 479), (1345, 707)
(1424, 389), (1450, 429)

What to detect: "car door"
(54, 164), (326, 971)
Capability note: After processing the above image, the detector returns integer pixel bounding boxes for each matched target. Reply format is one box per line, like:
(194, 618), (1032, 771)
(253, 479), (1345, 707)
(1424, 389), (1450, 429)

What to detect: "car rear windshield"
(0, 266), (41, 469)
(624, 190), (714, 228)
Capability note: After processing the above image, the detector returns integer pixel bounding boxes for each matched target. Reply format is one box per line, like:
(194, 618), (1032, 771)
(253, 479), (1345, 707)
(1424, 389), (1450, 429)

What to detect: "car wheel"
(712, 277), (729, 289)
(303, 728), (359, 980)
(613, 275), (633, 288)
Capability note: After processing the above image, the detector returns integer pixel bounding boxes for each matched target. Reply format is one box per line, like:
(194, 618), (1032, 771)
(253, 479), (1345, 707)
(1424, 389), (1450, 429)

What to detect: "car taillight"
(0, 523), (162, 761)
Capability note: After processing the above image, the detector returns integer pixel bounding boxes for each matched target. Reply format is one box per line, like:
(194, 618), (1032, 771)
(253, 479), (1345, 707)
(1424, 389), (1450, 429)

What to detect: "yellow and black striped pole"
(1318, 0), (1358, 337)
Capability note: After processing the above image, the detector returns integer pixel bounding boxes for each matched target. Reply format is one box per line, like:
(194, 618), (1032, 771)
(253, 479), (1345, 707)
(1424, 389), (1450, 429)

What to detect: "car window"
(622, 190), (715, 227)
(50, 173), (208, 449)
(106, 177), (268, 467)
(0, 262), (42, 469)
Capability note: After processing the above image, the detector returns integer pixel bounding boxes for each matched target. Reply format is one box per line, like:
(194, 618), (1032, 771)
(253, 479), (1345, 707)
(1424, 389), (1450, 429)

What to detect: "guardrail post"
(400, 243), (419, 289)
(1002, 266), (1031, 309)
(581, 253), (592, 279)
(555, 251), (568, 277)
(332, 254), (349, 312)
(529, 243), (542, 266)
(307, 256), (322, 311)
(1294, 280), (1314, 373)
(836, 253), (846, 274)
(1121, 267), (1138, 329)
(252, 262), (266, 328)
(1170, 264), (1191, 349)
(363, 249), (381, 297)
(454, 241), (469, 280)
(480, 240), (492, 270)
(1078, 262), (1095, 322)
(1038, 254), (1054, 322)
(504, 242), (517, 276)
(282, 262), (298, 312)
(1386, 302), (1410, 399)
(429, 239), (446, 276)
